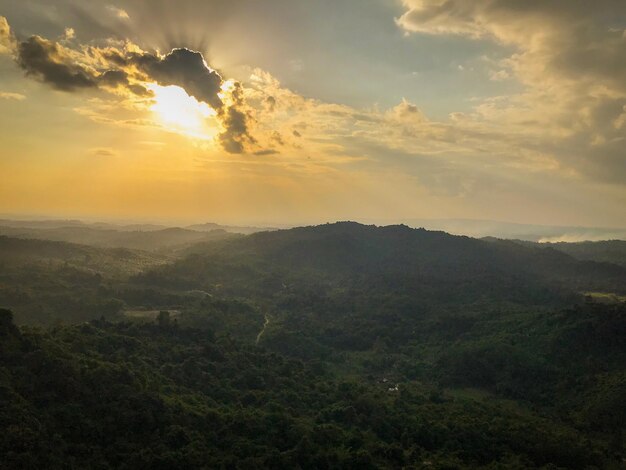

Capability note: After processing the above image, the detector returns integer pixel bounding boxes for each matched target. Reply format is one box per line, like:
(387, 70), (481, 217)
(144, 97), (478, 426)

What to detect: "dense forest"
(1, 222), (625, 468)
(518, 240), (626, 269)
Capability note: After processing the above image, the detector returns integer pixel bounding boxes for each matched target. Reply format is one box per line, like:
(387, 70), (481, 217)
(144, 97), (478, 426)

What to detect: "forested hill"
(505, 239), (626, 268)
(140, 222), (626, 302)
(546, 239), (626, 266)
(0, 236), (167, 275)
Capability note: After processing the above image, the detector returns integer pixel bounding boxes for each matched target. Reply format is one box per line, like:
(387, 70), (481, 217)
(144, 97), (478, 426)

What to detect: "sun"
(146, 83), (218, 139)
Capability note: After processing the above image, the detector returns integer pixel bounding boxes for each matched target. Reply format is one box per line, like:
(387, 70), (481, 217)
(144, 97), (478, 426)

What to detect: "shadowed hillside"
(139, 222), (626, 302)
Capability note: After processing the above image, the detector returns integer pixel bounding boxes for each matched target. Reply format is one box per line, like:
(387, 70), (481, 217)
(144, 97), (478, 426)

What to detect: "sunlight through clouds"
(147, 83), (218, 140)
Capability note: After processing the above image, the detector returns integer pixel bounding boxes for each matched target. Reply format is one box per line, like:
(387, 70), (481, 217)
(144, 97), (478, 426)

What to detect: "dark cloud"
(12, 28), (225, 110)
(219, 105), (254, 154)
(127, 83), (151, 96)
(131, 48), (224, 110)
(98, 69), (129, 86)
(16, 36), (97, 91)
(254, 149), (279, 156)
(14, 35), (153, 98)
(218, 82), (256, 154)
(98, 69), (151, 96)
(101, 49), (128, 67)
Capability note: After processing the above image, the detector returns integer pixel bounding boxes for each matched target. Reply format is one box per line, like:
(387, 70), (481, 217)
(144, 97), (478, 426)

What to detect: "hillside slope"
(139, 222), (626, 303)
(0, 225), (236, 251)
(0, 237), (170, 325)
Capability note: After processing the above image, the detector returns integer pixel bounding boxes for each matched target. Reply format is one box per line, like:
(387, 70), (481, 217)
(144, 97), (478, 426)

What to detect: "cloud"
(63, 27), (75, 41)
(489, 69), (509, 81)
(130, 49), (258, 154)
(0, 92), (26, 100)
(98, 69), (129, 87)
(89, 147), (117, 157)
(397, 1), (626, 90)
(397, 0), (626, 183)
(130, 48), (224, 110)
(389, 98), (426, 122)
(219, 107), (249, 153)
(0, 16), (15, 54)
(130, 49), (256, 152)
(218, 82), (255, 154)
(16, 36), (98, 91)
(254, 149), (279, 156)
(106, 6), (130, 20)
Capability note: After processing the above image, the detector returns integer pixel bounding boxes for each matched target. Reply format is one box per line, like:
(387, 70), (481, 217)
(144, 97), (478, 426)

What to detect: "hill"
(539, 240), (626, 268)
(0, 225), (236, 251)
(0, 236), (170, 325)
(139, 222), (626, 303)
(0, 236), (167, 274)
(483, 237), (626, 268)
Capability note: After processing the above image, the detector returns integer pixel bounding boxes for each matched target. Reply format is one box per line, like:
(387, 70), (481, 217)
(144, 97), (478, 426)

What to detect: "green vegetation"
(542, 240), (626, 268)
(0, 222), (624, 468)
(489, 238), (626, 268)
(1, 303), (624, 469)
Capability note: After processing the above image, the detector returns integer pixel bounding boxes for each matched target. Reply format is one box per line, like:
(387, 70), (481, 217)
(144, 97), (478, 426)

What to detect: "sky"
(0, 0), (625, 227)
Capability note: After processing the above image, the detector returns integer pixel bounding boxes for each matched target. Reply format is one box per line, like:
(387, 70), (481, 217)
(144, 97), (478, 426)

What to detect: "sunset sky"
(0, 0), (625, 227)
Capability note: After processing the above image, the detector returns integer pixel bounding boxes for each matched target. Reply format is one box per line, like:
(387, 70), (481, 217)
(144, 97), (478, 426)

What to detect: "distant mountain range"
(1, 217), (624, 243)
(0, 219), (275, 251)
(0, 218), (275, 232)
(186, 222), (277, 234)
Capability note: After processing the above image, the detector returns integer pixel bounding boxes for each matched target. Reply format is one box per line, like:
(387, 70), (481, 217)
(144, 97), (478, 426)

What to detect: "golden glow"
(147, 83), (217, 139)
